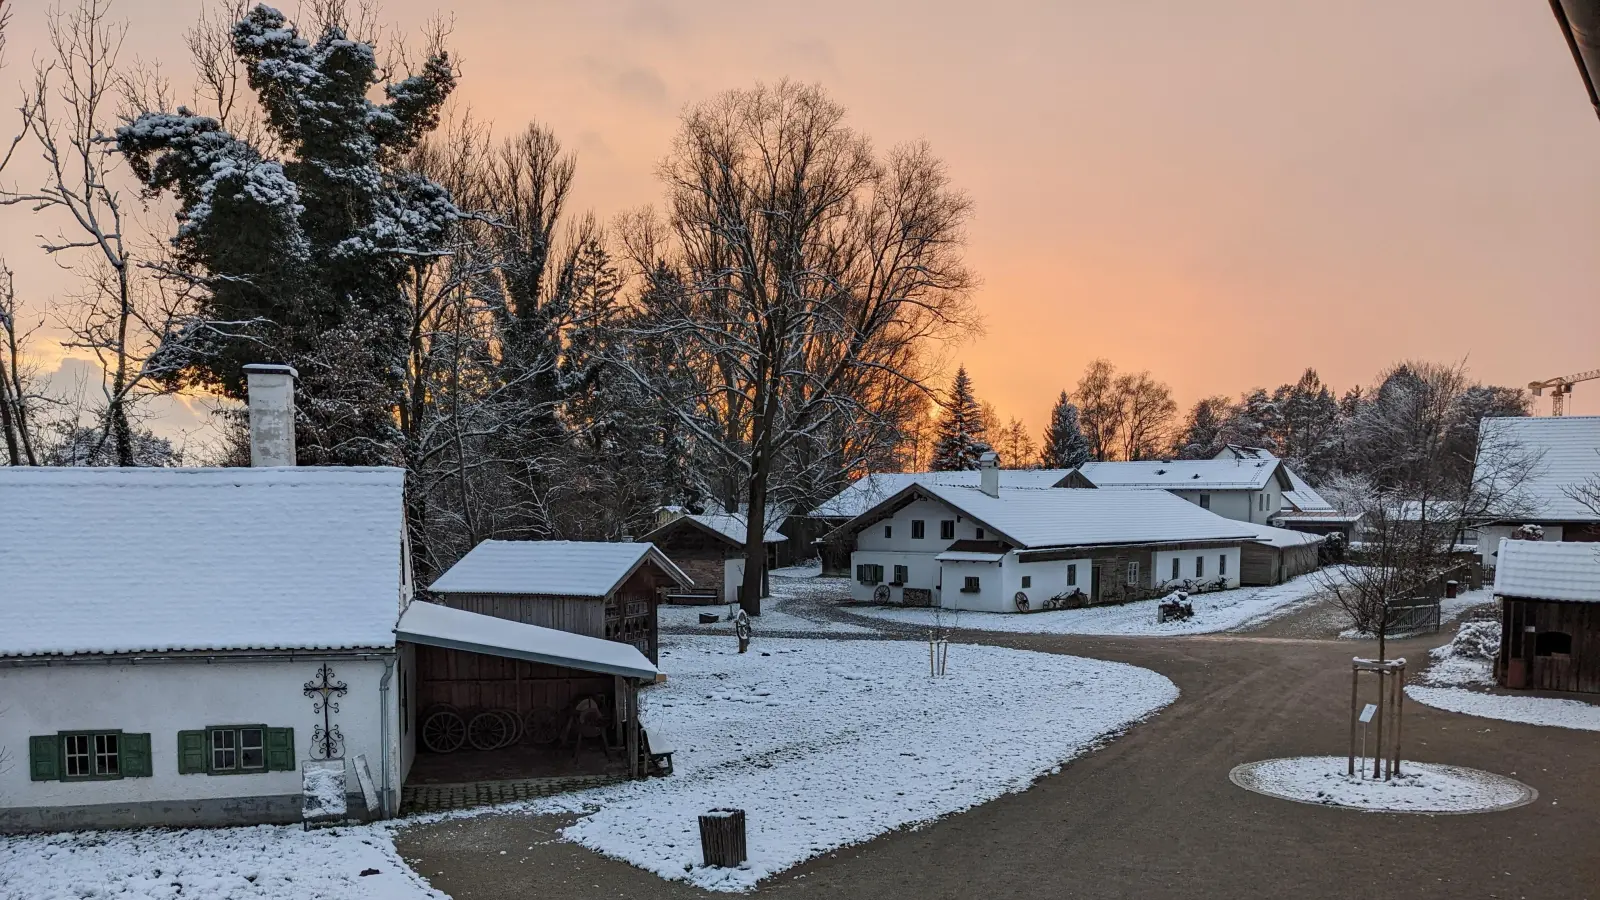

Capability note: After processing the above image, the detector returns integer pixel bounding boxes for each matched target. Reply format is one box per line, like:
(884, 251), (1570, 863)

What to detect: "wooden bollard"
(698, 808), (747, 867)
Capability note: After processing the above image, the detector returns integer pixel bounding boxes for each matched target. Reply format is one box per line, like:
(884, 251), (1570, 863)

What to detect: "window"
(962, 576), (981, 593)
(1125, 561), (1140, 586)
(1171, 558), (1180, 581)
(1021, 575), (1032, 589)
(1219, 554), (1228, 576)
(884, 525), (893, 539)
(912, 520), (926, 539)
(893, 564), (909, 585)
(1196, 556), (1205, 578)
(1066, 563), (1077, 586)
(179, 726), (294, 775)
(29, 731), (151, 782)
(1535, 631), (1573, 657)
(940, 520), (956, 540)
(1199, 494), (1211, 509)
(975, 527), (986, 539)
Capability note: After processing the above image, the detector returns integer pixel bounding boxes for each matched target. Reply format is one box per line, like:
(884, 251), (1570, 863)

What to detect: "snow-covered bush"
(1511, 523), (1545, 541)
(1441, 618), (1501, 661)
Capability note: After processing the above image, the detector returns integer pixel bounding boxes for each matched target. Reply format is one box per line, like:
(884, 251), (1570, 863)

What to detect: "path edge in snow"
(1228, 757), (1537, 815)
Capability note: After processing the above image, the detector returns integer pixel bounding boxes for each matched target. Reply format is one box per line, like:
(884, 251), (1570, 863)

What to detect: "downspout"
(378, 654), (396, 818)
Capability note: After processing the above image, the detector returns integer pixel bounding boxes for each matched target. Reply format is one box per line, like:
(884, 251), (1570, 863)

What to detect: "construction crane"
(1529, 369), (1600, 416)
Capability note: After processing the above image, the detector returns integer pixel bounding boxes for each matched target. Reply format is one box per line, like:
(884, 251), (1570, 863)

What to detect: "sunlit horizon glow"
(3, 0), (1598, 443)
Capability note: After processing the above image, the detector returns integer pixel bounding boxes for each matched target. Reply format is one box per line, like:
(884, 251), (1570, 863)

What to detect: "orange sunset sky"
(3, 0), (1599, 442)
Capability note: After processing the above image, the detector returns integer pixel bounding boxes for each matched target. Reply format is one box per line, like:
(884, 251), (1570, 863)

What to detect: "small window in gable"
(940, 520), (956, 540)
(1199, 494), (1211, 509)
(1021, 575), (1032, 589)
(975, 527), (986, 539)
(884, 524), (892, 539)
(912, 520), (925, 539)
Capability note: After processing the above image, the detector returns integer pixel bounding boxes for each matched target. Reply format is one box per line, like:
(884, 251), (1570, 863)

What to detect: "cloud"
(613, 67), (669, 108)
(774, 37), (837, 74)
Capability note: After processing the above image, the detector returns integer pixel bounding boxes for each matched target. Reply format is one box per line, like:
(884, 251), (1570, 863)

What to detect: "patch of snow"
(848, 572), (1337, 637)
(486, 636), (1174, 892)
(0, 823), (442, 900)
(302, 761), (349, 820)
(1229, 756), (1535, 814)
(768, 560), (822, 578)
(1418, 619), (1498, 687)
(1405, 687), (1600, 732)
(659, 574), (876, 635)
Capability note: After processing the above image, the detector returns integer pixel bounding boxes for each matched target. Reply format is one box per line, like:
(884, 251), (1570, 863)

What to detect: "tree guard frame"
(1349, 656), (1406, 780)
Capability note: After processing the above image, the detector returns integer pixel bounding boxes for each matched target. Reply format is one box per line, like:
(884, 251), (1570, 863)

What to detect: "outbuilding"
(1238, 523), (1324, 586)
(1493, 538), (1600, 694)
(638, 512), (785, 603)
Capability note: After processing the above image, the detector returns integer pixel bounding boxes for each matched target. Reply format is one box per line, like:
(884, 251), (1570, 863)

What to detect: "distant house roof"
(1476, 416), (1600, 523)
(0, 466), (406, 658)
(1242, 522), (1325, 549)
(640, 512), (785, 548)
(1494, 539), (1600, 603)
(809, 469), (1077, 519)
(429, 540), (692, 597)
(831, 484), (1255, 551)
(396, 601), (658, 680)
(1270, 510), (1363, 525)
(1077, 459), (1290, 492)
(1213, 445), (1332, 511)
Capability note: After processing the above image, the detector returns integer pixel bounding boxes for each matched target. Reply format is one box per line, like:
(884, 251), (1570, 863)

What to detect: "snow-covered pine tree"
(117, 4), (457, 465)
(1175, 396), (1231, 459)
(1041, 391), (1091, 468)
(932, 366), (988, 471)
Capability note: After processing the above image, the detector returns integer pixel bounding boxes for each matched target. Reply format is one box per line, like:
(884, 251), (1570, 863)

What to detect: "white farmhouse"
(1473, 415), (1600, 567)
(0, 366), (661, 832)
(829, 455), (1257, 612)
(1074, 457), (1293, 525)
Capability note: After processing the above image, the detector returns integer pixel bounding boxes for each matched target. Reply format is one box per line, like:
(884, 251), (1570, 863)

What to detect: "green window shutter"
(122, 733), (153, 778)
(177, 730), (208, 774)
(265, 727), (295, 771)
(28, 735), (60, 781)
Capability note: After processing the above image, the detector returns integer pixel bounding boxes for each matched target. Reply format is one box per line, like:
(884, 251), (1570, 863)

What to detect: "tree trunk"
(739, 464), (768, 617)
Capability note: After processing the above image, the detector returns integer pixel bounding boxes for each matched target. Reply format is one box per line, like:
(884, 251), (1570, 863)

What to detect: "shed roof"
(1493, 538), (1600, 603)
(640, 512), (785, 548)
(429, 540), (692, 597)
(0, 466), (406, 658)
(833, 483), (1255, 551)
(1476, 416), (1600, 522)
(1242, 522), (1326, 549)
(809, 469), (1077, 519)
(1077, 459), (1289, 492)
(396, 601), (657, 679)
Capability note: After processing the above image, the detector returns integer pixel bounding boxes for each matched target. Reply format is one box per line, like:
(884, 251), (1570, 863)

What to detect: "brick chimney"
(243, 363), (298, 467)
(979, 450), (1000, 497)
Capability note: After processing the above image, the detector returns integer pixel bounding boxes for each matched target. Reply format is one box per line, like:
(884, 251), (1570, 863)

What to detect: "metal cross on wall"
(303, 664), (349, 760)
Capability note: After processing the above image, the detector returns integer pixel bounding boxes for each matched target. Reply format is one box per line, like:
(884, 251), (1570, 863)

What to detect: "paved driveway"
(395, 610), (1600, 899)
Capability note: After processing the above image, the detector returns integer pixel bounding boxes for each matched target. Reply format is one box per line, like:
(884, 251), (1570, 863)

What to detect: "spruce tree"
(1040, 391), (1091, 468)
(932, 366), (988, 471)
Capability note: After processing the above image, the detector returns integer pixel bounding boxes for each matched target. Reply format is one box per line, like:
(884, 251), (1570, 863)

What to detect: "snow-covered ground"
(1229, 756), (1536, 814)
(1406, 618), (1600, 732)
(659, 571), (876, 635)
(0, 823), (441, 900)
(846, 572), (1338, 637)
(518, 636), (1175, 892)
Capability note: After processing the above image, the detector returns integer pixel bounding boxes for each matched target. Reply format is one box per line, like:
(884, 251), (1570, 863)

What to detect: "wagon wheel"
(524, 706), (561, 745)
(468, 711), (512, 751)
(1014, 591), (1030, 612)
(421, 709), (466, 753)
(494, 709), (522, 748)
(872, 584), (891, 603)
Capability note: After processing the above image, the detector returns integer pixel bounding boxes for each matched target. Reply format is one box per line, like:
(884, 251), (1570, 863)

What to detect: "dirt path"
(396, 599), (1600, 899)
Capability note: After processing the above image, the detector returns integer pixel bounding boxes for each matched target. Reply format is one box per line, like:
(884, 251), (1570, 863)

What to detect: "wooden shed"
(639, 512), (784, 604)
(1493, 539), (1600, 694)
(1238, 524), (1324, 586)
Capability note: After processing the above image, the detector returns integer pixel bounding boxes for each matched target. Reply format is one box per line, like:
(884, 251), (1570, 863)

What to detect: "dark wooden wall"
(415, 645), (613, 714)
(441, 592), (605, 637)
(1499, 598), (1600, 694)
(1240, 544), (1278, 586)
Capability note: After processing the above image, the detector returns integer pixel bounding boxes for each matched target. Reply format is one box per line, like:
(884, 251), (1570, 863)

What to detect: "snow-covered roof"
(1213, 446), (1331, 510)
(0, 466), (406, 658)
(1242, 522), (1325, 549)
(809, 469), (1077, 519)
(641, 512), (785, 547)
(396, 601), (658, 679)
(1270, 510), (1363, 525)
(837, 483), (1256, 551)
(1493, 539), (1600, 603)
(1477, 416), (1600, 523)
(429, 540), (691, 596)
(1077, 459), (1288, 492)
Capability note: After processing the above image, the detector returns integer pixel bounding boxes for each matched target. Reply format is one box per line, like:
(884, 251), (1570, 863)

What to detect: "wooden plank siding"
(439, 592), (604, 636)
(414, 645), (613, 715)
(1498, 598), (1600, 694)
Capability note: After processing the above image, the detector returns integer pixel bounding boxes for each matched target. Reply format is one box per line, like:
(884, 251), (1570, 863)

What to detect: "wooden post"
(1372, 668), (1385, 781)
(625, 679), (640, 779)
(1348, 664), (1359, 777)
(1391, 664), (1404, 777)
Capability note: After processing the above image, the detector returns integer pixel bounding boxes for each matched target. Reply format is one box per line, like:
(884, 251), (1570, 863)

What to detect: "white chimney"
(244, 363), (298, 467)
(978, 450), (1000, 497)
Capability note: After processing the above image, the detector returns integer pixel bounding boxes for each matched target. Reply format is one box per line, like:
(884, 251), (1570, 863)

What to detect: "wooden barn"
(406, 541), (691, 783)
(1238, 524), (1324, 586)
(1493, 539), (1600, 694)
(639, 512), (785, 604)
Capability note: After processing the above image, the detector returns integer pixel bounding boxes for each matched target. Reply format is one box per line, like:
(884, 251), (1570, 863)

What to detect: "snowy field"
(1229, 756), (1536, 814)
(0, 822), (441, 900)
(846, 572), (1338, 637)
(1406, 619), (1600, 732)
(523, 636), (1176, 891)
(659, 568), (877, 635)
